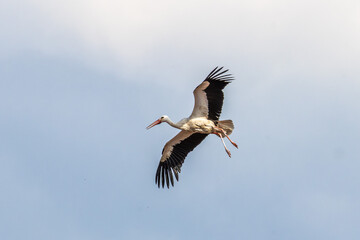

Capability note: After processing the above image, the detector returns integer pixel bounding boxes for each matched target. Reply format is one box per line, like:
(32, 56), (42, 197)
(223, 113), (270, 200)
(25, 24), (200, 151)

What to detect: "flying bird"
(146, 67), (238, 188)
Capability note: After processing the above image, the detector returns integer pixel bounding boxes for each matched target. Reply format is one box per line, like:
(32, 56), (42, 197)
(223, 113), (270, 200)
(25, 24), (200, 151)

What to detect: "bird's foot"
(231, 141), (238, 149)
(226, 149), (231, 158)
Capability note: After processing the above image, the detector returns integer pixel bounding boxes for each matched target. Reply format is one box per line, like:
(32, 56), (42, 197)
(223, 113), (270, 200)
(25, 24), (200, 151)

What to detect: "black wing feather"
(204, 67), (234, 120)
(155, 133), (208, 188)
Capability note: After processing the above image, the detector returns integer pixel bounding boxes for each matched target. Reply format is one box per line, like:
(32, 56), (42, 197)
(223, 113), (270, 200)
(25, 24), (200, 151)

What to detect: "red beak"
(146, 119), (161, 130)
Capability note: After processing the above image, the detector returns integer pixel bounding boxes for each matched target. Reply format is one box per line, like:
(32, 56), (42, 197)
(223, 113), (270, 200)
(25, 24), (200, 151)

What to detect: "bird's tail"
(218, 120), (234, 136)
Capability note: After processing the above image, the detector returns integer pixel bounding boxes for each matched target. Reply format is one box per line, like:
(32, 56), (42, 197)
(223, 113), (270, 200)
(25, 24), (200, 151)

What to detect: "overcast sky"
(1, 1), (360, 239)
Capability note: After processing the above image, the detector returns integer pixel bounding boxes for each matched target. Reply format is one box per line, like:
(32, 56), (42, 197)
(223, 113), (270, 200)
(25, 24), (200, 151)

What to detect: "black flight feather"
(203, 67), (234, 120)
(155, 133), (208, 188)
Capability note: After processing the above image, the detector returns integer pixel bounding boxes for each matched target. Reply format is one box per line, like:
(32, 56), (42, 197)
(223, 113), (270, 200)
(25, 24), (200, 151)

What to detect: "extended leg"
(216, 133), (231, 158)
(215, 127), (238, 149)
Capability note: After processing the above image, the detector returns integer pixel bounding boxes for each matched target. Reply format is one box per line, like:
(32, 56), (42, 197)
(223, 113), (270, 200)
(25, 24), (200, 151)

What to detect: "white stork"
(146, 67), (238, 188)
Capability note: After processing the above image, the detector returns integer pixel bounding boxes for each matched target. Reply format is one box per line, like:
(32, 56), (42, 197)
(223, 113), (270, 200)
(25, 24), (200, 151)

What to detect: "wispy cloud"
(2, 0), (359, 83)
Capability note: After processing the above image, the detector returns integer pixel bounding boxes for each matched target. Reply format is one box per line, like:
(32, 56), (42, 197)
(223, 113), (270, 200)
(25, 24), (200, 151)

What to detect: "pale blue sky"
(1, 1), (360, 239)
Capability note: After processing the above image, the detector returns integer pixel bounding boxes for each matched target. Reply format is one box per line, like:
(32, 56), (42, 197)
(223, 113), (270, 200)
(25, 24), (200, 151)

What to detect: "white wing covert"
(190, 67), (234, 120)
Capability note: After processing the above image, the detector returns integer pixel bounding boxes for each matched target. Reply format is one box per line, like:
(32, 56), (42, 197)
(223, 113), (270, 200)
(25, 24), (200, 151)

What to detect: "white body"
(171, 117), (215, 134)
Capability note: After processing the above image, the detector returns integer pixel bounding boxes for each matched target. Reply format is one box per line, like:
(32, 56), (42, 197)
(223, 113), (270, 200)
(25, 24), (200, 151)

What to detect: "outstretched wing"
(190, 67), (234, 120)
(155, 131), (208, 188)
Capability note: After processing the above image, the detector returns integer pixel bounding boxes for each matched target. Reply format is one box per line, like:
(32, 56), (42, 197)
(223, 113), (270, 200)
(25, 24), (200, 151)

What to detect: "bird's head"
(146, 115), (169, 129)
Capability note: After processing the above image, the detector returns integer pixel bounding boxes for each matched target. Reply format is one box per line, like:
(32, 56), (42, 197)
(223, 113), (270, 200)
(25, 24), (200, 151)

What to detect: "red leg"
(215, 133), (231, 158)
(214, 127), (238, 149)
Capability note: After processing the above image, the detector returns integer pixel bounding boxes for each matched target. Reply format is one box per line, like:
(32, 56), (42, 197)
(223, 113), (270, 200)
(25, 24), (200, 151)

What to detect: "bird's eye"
(161, 117), (164, 119)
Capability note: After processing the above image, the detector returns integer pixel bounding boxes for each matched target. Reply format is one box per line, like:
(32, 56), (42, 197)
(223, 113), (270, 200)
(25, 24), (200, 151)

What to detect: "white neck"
(164, 117), (184, 129)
